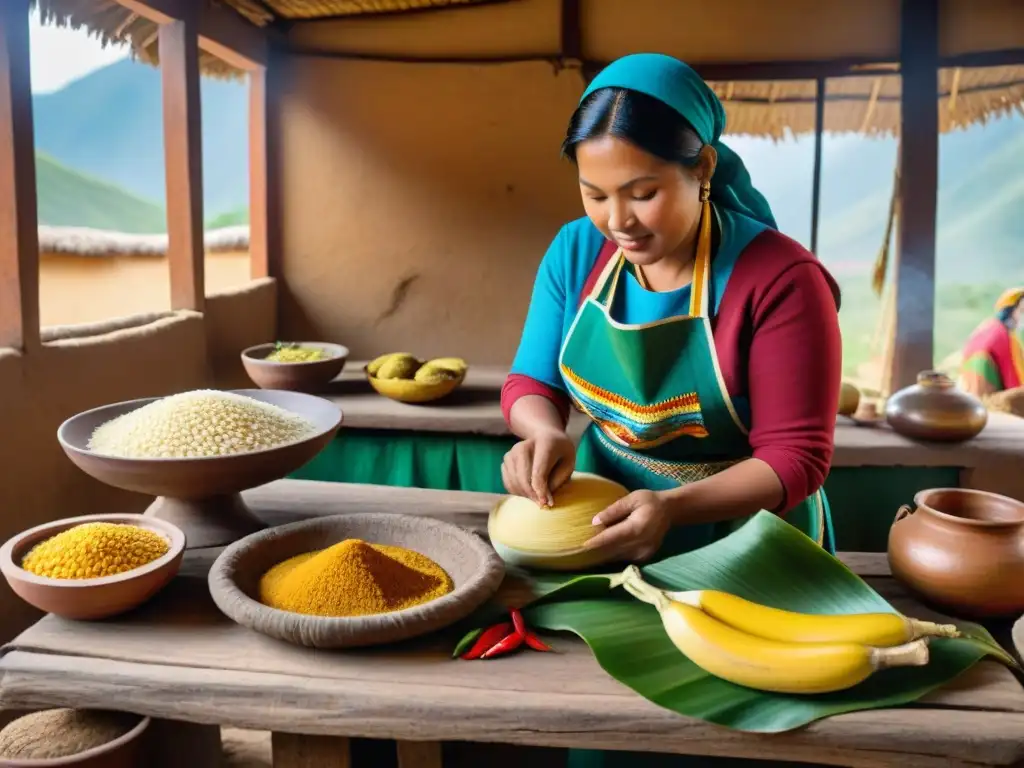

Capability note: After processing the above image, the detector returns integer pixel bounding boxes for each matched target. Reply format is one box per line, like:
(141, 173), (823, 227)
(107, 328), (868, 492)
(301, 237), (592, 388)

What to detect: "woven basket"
(207, 513), (504, 648)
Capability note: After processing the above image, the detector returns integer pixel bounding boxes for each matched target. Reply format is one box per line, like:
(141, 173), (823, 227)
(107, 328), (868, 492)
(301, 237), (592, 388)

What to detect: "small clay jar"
(884, 370), (988, 442)
(888, 488), (1024, 618)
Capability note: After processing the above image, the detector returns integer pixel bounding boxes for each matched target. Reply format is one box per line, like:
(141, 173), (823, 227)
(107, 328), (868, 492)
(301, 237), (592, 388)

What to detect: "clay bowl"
(0, 713), (150, 768)
(888, 487), (1024, 618)
(208, 513), (505, 648)
(365, 368), (466, 404)
(241, 342), (349, 393)
(57, 390), (343, 550)
(0, 515), (184, 621)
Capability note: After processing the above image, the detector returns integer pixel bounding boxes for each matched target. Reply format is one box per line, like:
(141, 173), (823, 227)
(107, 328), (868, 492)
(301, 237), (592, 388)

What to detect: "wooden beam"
(248, 44), (284, 283)
(0, 0), (39, 351)
(809, 77), (824, 254)
(890, 0), (939, 393)
(160, 14), (205, 311)
(248, 66), (270, 279)
(116, 0), (268, 69)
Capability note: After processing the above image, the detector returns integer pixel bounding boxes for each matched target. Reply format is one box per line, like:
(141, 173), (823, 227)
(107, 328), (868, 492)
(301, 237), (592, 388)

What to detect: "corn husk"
(463, 511), (1015, 733)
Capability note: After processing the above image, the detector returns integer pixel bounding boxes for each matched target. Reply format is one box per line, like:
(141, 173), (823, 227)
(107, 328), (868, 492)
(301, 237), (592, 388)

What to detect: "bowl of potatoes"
(364, 353), (468, 404)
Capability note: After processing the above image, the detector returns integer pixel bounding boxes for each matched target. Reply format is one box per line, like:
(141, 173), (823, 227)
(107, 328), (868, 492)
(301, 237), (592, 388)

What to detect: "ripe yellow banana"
(663, 588), (959, 646)
(619, 569), (931, 695)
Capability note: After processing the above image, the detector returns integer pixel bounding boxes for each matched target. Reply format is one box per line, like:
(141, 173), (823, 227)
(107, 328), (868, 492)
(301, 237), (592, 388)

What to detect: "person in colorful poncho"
(500, 52), (843, 569)
(958, 287), (1024, 397)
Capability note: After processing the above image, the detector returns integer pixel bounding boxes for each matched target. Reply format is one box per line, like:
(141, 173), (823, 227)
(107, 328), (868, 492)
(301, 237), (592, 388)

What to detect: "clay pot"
(888, 488), (1024, 618)
(884, 370), (988, 442)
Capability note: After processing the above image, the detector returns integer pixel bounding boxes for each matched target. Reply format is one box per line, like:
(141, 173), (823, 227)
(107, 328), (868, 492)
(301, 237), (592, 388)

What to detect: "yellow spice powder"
(259, 539), (454, 617)
(21, 522), (169, 580)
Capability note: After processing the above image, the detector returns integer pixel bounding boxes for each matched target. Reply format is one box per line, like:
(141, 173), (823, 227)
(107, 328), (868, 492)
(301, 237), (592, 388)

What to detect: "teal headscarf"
(580, 53), (777, 230)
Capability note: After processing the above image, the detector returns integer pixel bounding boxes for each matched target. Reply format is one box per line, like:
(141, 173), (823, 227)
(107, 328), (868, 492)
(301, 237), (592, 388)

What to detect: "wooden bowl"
(241, 342), (349, 393)
(57, 390), (343, 549)
(0, 515), (184, 621)
(208, 513), (505, 648)
(0, 713), (149, 768)
(365, 367), (465, 404)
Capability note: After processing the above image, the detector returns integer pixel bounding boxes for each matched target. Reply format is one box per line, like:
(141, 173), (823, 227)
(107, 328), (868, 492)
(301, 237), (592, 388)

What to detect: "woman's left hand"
(583, 490), (674, 562)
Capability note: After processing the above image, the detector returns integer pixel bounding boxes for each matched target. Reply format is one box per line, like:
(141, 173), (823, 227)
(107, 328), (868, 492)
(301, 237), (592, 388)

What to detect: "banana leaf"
(458, 510), (1017, 734)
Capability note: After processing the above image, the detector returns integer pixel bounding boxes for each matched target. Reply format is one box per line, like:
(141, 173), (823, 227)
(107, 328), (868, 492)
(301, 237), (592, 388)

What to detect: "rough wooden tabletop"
(1, 480), (1023, 767)
(322, 363), (1024, 469)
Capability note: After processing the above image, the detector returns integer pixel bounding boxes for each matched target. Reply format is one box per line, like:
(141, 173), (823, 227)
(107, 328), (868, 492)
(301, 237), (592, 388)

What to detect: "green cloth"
(288, 428), (512, 492)
(289, 430), (960, 556)
(581, 53), (776, 230)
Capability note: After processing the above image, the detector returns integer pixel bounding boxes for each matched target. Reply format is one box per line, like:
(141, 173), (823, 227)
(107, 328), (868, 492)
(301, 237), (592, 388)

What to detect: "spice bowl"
(57, 389), (343, 549)
(207, 513), (505, 648)
(0, 711), (150, 768)
(241, 342), (349, 393)
(0, 514), (185, 621)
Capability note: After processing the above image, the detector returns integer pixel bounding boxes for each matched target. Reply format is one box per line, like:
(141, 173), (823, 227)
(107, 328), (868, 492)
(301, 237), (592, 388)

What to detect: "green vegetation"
(35, 152), (166, 234)
(206, 207), (249, 229)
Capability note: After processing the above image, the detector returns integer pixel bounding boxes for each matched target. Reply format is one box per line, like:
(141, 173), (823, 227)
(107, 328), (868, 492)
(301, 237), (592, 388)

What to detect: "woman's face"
(575, 135), (704, 267)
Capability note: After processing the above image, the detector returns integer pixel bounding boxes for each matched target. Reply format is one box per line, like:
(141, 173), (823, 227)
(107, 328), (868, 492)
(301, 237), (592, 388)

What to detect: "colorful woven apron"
(561, 243), (834, 768)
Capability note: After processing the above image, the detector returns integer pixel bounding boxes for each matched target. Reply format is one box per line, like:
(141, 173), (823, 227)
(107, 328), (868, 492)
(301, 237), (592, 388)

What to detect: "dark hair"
(561, 87), (704, 166)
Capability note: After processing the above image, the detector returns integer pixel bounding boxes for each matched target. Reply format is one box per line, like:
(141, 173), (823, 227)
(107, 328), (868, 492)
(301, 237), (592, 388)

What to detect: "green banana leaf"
(457, 510), (1017, 734)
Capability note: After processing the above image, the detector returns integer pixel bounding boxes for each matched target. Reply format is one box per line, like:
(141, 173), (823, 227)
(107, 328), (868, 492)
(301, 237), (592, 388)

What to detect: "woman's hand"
(501, 428), (576, 506)
(583, 490), (674, 562)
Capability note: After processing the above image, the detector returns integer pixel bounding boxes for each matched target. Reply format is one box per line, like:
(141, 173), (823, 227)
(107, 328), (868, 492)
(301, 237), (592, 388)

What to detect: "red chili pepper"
(510, 607), (527, 638)
(481, 629), (525, 659)
(524, 631), (553, 652)
(460, 621), (513, 660)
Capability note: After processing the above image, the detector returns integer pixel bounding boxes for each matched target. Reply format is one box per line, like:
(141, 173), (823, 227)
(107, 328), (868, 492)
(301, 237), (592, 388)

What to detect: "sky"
(28, 8), (128, 94)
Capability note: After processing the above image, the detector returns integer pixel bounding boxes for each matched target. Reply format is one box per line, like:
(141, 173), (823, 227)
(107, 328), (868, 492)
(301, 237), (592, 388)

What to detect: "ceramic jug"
(884, 370), (988, 442)
(887, 487), (1024, 618)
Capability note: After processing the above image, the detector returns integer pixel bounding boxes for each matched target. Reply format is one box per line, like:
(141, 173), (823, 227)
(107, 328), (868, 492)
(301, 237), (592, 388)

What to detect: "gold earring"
(696, 180), (712, 271)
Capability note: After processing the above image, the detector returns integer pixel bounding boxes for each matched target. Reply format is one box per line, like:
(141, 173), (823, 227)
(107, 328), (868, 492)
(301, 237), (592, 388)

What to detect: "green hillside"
(206, 207), (249, 229)
(35, 152), (166, 234)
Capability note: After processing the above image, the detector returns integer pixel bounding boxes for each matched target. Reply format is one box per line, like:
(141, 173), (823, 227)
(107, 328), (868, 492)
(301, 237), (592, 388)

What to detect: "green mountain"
(32, 58), (249, 220)
(35, 152), (166, 234)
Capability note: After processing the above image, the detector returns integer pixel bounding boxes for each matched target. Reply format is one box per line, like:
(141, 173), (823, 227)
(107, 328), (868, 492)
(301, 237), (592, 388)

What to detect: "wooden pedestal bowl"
(241, 342), (349, 393)
(0, 713), (150, 768)
(208, 513), (506, 648)
(57, 390), (343, 550)
(0, 514), (184, 621)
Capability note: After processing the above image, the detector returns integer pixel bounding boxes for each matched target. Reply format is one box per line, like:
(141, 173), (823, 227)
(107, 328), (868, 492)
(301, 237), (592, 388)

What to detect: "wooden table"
(2, 480), (1023, 768)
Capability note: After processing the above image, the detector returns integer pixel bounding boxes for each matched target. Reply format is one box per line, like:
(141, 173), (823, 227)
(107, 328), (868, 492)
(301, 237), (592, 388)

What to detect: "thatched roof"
(38, 224), (250, 258)
(710, 66), (1024, 138)
(31, 0), (1024, 137)
(31, 0), (504, 77)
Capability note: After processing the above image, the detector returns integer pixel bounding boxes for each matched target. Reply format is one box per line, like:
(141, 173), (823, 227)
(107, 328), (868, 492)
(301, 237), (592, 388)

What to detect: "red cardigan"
(501, 229), (843, 513)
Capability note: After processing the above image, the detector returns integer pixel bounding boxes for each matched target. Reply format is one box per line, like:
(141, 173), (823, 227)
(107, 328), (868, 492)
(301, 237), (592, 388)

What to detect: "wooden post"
(890, 0), (939, 392)
(272, 732), (351, 767)
(809, 76), (825, 254)
(248, 57), (280, 282)
(0, 0), (39, 351)
(160, 11), (205, 312)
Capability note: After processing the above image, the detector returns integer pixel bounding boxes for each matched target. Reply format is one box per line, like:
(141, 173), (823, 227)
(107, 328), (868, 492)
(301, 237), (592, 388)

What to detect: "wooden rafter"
(0, 0), (40, 351)
(116, 0), (268, 69)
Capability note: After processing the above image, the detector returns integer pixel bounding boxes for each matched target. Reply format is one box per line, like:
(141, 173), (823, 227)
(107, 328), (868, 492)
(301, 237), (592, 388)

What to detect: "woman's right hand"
(501, 428), (576, 507)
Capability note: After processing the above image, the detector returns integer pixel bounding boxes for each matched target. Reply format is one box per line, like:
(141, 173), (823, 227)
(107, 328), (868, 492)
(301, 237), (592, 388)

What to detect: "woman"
(501, 52), (843, 568)
(959, 287), (1024, 397)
